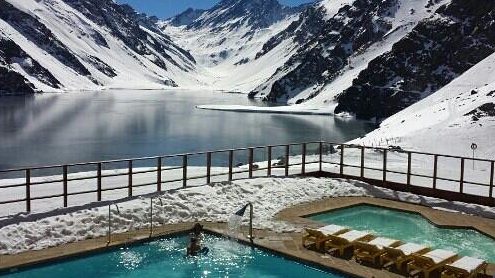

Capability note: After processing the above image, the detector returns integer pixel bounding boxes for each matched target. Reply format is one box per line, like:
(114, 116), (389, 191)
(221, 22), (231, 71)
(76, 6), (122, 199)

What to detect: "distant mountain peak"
(170, 0), (304, 30)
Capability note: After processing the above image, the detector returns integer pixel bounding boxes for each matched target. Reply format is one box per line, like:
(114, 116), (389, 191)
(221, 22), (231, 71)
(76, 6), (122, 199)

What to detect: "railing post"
(360, 146), (365, 178)
(149, 197), (153, 236)
(128, 160), (133, 197)
(25, 169), (31, 213)
(157, 157), (162, 192)
(248, 148), (254, 178)
(63, 165), (68, 207)
(460, 158), (465, 193)
(433, 155), (438, 189)
(301, 143), (306, 175)
(228, 150), (233, 181)
(107, 205), (111, 244)
(339, 144), (344, 176)
(383, 149), (387, 183)
(407, 152), (412, 186)
(285, 145), (290, 177)
(182, 155), (187, 188)
(97, 163), (102, 201)
(490, 161), (494, 198)
(206, 152), (212, 184)
(319, 141), (323, 172)
(267, 146), (272, 176)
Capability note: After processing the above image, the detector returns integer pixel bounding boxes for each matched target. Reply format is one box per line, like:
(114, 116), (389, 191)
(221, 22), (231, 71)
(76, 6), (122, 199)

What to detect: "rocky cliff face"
(335, 0), (495, 119)
(185, 0), (301, 31)
(0, 0), (93, 79)
(0, 0), (196, 95)
(0, 35), (61, 92)
(168, 8), (206, 27)
(249, 0), (400, 102)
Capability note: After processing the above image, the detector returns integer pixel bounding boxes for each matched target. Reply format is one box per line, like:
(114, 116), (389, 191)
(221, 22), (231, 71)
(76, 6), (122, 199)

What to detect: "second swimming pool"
(308, 205), (495, 262)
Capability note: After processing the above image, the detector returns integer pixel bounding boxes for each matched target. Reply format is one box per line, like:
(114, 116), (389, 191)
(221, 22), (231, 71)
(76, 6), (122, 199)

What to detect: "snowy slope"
(196, 0), (447, 114)
(298, 0), (442, 107)
(160, 0), (303, 93)
(352, 52), (495, 158)
(0, 0), (198, 94)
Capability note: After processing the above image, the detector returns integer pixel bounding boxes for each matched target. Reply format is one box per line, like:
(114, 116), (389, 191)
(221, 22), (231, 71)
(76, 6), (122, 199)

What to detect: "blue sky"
(117, 0), (314, 19)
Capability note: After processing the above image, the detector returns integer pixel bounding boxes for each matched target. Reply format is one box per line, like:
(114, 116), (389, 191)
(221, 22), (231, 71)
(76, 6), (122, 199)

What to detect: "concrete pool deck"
(0, 197), (494, 278)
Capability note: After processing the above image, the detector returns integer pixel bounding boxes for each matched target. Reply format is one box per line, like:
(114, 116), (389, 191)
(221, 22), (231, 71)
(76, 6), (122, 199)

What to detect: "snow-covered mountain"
(335, 0), (495, 119)
(353, 50), (495, 157)
(160, 0), (306, 93)
(2, 0), (495, 145)
(0, 0), (197, 95)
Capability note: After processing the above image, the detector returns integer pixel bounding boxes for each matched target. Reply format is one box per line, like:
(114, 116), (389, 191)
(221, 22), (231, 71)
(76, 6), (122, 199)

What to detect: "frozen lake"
(0, 90), (373, 170)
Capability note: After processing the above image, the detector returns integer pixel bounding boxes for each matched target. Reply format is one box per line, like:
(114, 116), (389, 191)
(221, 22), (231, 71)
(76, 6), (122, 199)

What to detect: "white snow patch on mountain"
(352, 51), (495, 158)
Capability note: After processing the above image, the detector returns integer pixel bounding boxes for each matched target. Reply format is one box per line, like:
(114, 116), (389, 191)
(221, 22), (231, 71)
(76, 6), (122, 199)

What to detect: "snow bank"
(1, 177), (494, 255)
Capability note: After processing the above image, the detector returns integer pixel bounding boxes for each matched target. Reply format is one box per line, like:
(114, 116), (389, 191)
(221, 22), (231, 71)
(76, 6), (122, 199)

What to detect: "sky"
(117, 0), (315, 19)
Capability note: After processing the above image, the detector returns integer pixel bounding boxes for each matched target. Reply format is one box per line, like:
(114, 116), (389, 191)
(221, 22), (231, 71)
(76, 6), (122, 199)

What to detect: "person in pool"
(187, 223), (208, 256)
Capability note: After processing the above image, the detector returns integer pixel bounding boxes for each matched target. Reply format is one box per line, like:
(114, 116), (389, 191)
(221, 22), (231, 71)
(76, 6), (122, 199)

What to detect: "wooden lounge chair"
(324, 230), (374, 256)
(441, 256), (488, 278)
(380, 243), (430, 271)
(407, 249), (458, 278)
(302, 224), (349, 250)
(353, 237), (402, 265)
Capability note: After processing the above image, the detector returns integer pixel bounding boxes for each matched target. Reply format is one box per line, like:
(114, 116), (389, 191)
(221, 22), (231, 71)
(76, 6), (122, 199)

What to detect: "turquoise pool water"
(3, 234), (346, 278)
(309, 205), (495, 262)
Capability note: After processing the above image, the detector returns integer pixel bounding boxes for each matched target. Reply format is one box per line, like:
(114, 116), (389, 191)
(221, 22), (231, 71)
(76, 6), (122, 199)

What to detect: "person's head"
(192, 223), (203, 235)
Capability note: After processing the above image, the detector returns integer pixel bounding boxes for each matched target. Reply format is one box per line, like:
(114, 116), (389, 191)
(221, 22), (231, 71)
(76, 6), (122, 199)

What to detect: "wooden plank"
(319, 142), (323, 172)
(63, 165), (68, 207)
(25, 169), (31, 212)
(360, 147), (365, 178)
(340, 144), (344, 175)
(383, 150), (387, 182)
(206, 152), (212, 184)
(267, 146), (272, 176)
(182, 155), (187, 188)
(248, 148), (254, 178)
(285, 145), (290, 177)
(97, 163), (102, 201)
(460, 158), (465, 193)
(433, 155), (438, 189)
(490, 161), (494, 198)
(407, 152), (412, 186)
(301, 143), (306, 175)
(228, 150), (233, 181)
(156, 158), (162, 192)
(128, 160), (133, 197)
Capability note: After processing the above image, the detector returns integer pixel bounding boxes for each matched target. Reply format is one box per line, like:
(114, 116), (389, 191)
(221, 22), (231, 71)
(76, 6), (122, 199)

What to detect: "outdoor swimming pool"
(2, 234), (346, 278)
(308, 205), (495, 262)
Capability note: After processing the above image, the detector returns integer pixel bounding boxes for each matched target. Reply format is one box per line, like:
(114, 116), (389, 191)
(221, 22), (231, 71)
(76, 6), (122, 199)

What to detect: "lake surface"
(0, 90), (373, 171)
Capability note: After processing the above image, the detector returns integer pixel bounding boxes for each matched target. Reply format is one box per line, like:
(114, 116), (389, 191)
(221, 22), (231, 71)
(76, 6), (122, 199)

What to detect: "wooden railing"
(0, 141), (493, 215)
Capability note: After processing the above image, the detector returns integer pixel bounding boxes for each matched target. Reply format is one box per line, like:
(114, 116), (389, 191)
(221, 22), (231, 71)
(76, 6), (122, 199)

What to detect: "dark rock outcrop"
(63, 0), (196, 71)
(250, 0), (399, 102)
(0, 0), (92, 78)
(465, 103), (495, 121)
(335, 0), (495, 119)
(0, 36), (61, 90)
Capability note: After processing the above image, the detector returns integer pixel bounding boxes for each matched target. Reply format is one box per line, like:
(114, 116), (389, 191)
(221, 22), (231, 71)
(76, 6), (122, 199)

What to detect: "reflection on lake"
(0, 90), (373, 170)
